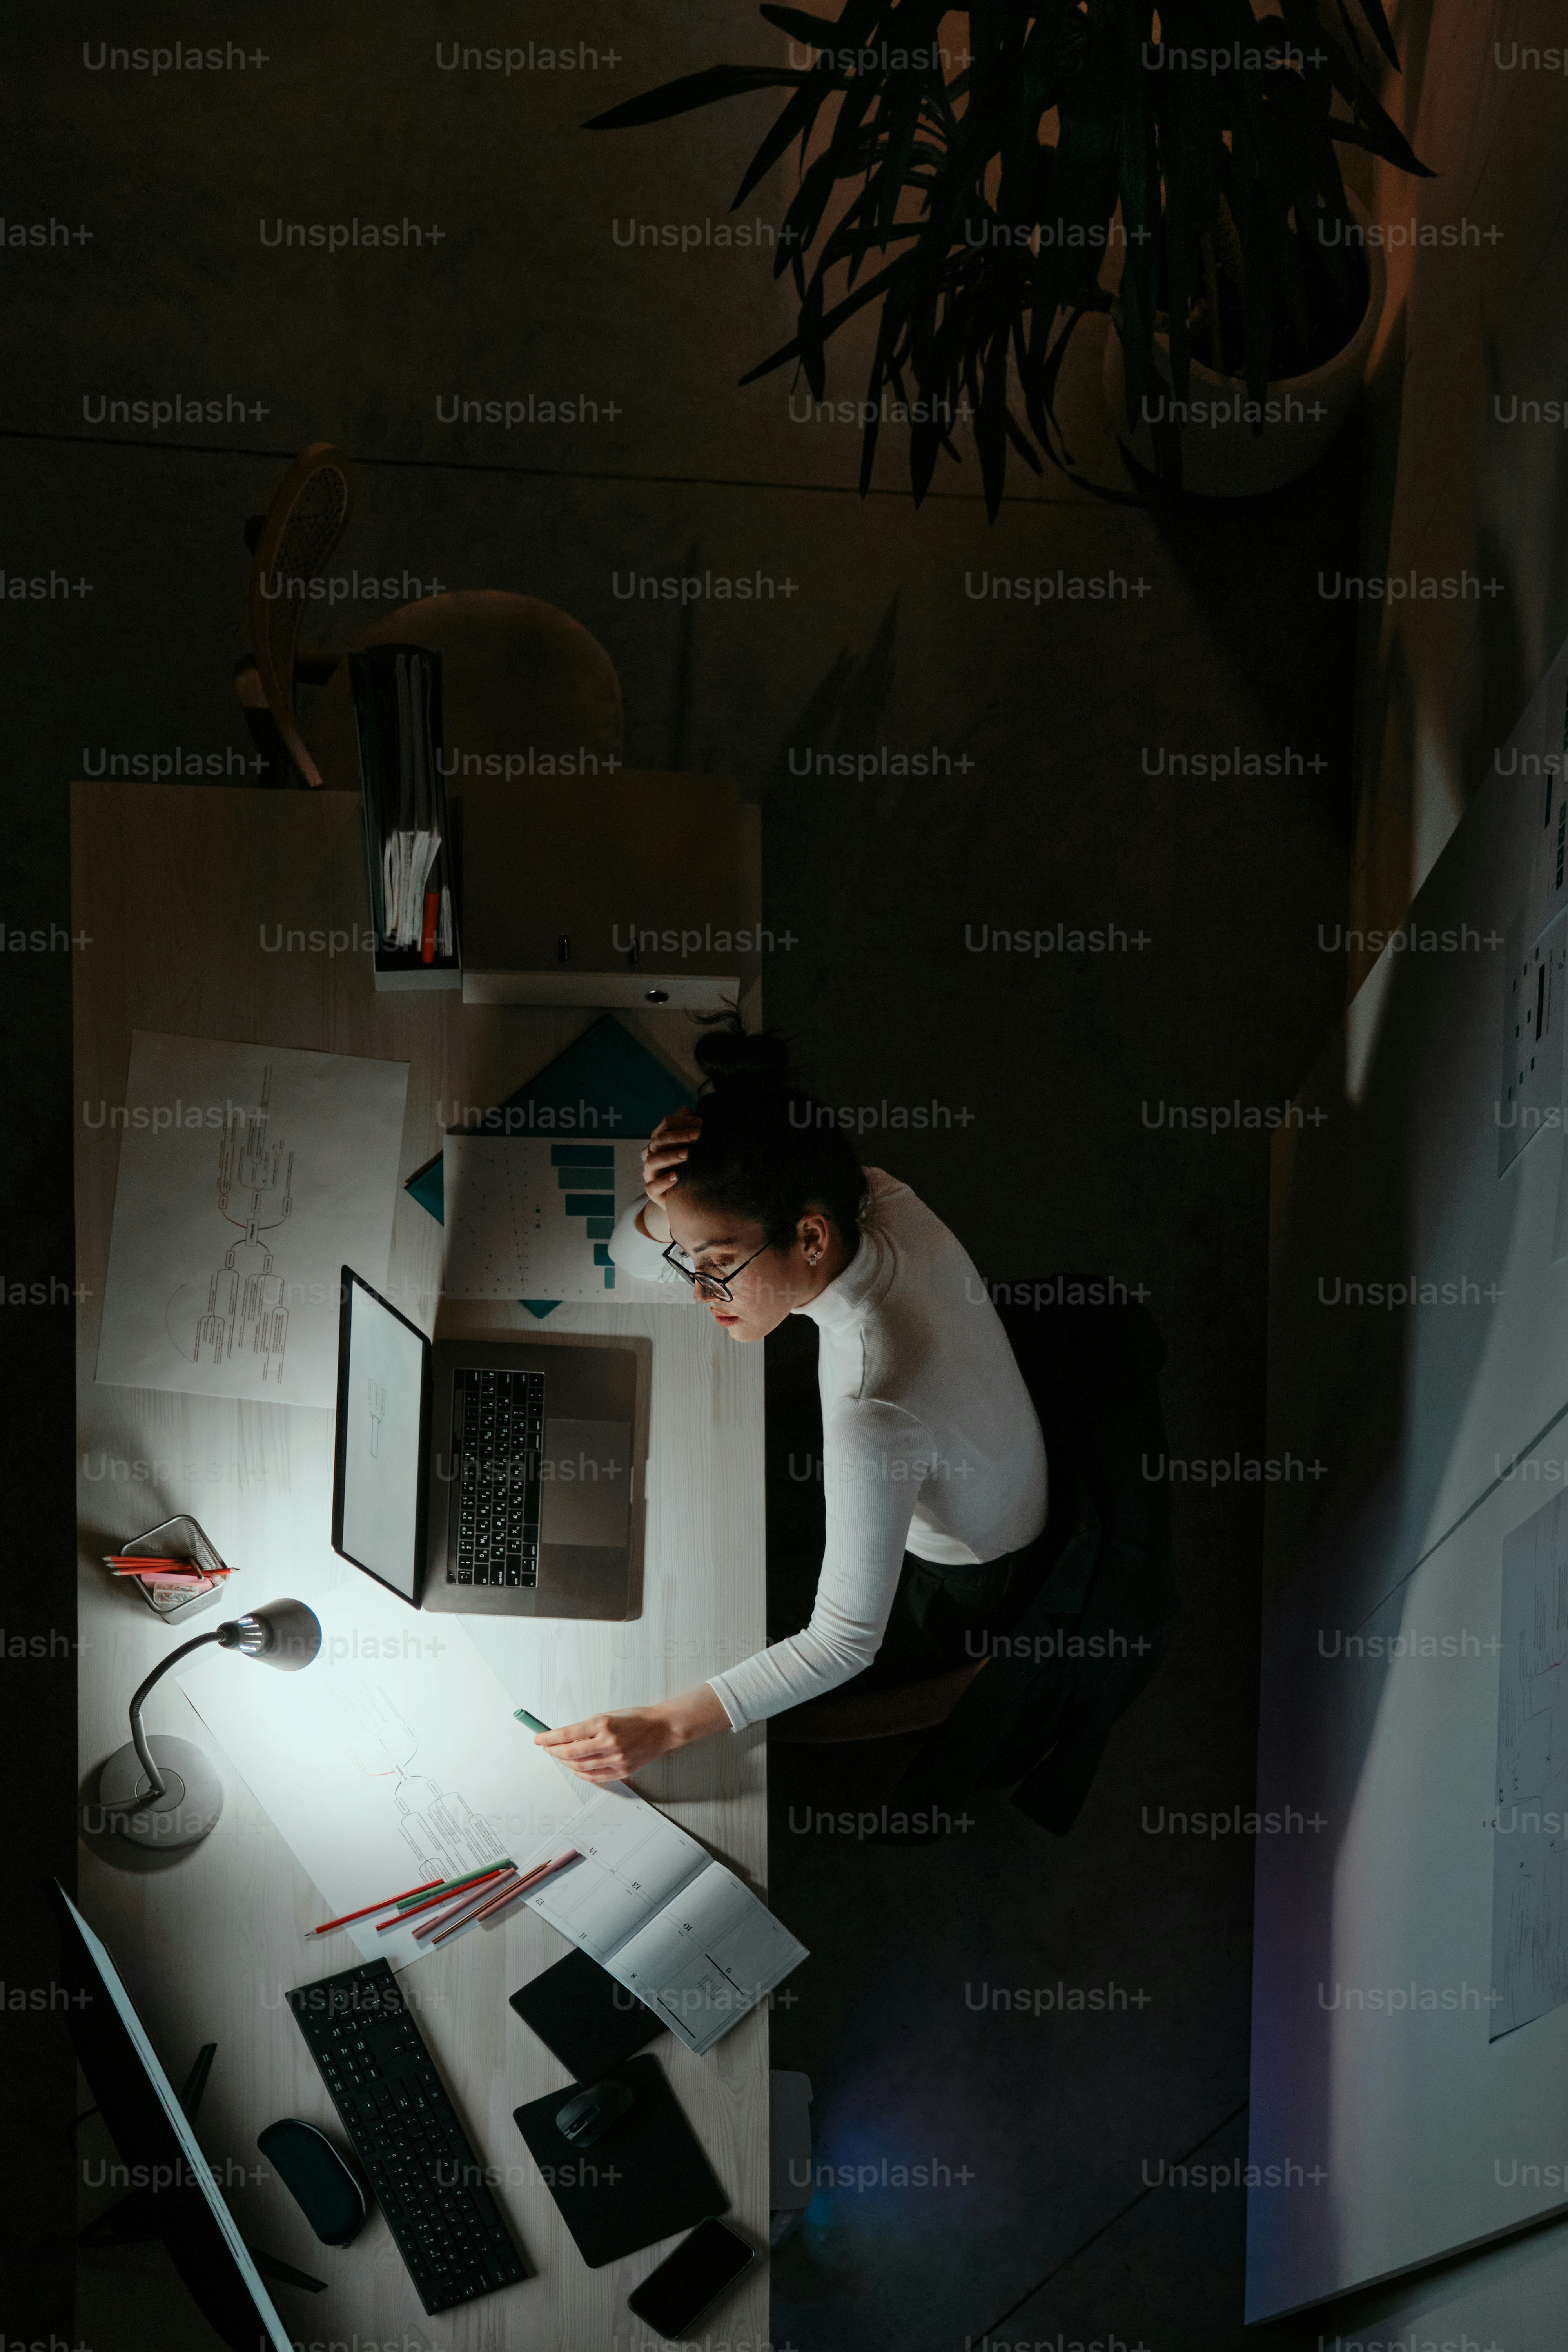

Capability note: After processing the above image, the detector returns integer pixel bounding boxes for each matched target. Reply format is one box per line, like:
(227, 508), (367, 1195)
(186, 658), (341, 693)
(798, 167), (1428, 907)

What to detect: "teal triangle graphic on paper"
(409, 1014), (694, 1319)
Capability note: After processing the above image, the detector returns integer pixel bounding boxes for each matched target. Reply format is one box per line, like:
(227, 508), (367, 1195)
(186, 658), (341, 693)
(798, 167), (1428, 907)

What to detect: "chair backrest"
(882, 1277), (1178, 1834)
(993, 1278), (1169, 1561)
(768, 2071), (814, 2216)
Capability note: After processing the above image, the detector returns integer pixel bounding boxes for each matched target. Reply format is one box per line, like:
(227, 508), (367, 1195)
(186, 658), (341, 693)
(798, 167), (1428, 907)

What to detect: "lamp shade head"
(222, 1598), (322, 1671)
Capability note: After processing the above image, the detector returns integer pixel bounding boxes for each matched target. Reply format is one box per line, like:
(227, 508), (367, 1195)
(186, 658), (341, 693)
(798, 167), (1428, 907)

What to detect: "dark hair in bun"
(692, 1025), (793, 1087)
(675, 1017), (867, 1249)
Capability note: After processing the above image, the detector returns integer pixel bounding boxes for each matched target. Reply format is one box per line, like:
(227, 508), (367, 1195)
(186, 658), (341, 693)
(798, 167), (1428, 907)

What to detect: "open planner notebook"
(516, 1785), (807, 2056)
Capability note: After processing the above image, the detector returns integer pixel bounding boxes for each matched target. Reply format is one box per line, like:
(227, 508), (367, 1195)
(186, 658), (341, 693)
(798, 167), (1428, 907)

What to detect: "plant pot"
(1100, 198), (1386, 498)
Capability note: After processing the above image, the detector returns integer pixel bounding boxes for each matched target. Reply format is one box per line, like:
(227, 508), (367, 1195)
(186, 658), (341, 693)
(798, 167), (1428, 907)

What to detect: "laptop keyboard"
(450, 1366), (544, 1587)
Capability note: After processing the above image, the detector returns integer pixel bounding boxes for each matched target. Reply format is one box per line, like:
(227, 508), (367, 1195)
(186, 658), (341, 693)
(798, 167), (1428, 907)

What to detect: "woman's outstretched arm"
(532, 1682), (732, 1781)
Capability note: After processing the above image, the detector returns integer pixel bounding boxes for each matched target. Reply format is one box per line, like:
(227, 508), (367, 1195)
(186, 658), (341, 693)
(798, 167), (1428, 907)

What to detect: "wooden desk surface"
(71, 781), (770, 2350)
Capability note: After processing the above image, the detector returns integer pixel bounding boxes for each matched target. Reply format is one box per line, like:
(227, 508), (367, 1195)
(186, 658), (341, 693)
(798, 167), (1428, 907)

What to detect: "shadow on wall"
(764, 595), (903, 788)
(1348, 0), (1568, 951)
(1141, 419), (1362, 825)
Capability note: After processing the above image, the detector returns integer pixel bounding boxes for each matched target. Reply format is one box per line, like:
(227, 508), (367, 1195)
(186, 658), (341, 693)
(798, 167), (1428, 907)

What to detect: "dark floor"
(0, 5), (1457, 2343)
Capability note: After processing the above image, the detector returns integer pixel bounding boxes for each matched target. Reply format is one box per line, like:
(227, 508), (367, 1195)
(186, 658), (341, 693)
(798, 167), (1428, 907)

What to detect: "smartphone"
(626, 2218), (757, 2338)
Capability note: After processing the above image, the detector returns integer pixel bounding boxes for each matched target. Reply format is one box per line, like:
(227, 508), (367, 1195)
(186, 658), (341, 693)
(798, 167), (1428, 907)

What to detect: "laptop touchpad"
(541, 1418), (632, 1547)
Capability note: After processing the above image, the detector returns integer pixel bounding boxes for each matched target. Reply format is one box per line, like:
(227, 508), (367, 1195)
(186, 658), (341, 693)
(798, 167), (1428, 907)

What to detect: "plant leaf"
(758, 3), (851, 45)
(584, 64), (813, 132)
(1349, 0), (1403, 73)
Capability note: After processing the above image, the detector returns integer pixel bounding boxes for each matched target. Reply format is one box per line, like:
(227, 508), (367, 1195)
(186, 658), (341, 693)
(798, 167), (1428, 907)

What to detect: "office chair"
(234, 441), (358, 788)
(766, 1662), (982, 1742)
(769, 2071), (814, 2247)
(771, 1286), (1180, 1835)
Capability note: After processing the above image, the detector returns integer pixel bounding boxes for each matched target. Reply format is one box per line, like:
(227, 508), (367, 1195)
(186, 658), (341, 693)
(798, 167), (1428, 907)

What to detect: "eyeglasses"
(661, 1239), (772, 1304)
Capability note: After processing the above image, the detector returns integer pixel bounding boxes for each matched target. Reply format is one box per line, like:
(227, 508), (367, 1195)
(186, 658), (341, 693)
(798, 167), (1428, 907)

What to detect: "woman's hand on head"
(533, 1686), (731, 1782)
(642, 1108), (702, 1206)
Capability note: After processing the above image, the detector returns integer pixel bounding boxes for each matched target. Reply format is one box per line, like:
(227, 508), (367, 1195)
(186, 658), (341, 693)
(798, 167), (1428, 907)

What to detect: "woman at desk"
(535, 1023), (1051, 1783)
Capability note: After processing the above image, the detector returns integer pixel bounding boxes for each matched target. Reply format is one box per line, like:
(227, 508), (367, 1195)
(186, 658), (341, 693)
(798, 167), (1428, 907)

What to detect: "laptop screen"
(337, 1274), (426, 1600)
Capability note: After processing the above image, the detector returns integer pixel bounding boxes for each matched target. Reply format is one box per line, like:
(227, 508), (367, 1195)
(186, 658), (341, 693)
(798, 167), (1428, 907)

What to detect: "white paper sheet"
(94, 1032), (410, 1409)
(1492, 1490), (1568, 2034)
(442, 1136), (674, 1302)
(176, 1577), (584, 1969)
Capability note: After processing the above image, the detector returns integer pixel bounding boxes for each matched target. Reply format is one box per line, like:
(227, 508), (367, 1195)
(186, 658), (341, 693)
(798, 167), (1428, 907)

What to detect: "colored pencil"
(414, 1869), (521, 1942)
(310, 1875), (451, 1936)
(108, 1562), (208, 1581)
(377, 1864), (511, 1933)
(394, 1858), (513, 1911)
(433, 1849), (581, 1945)
(105, 1555), (222, 1572)
(466, 1850), (580, 1927)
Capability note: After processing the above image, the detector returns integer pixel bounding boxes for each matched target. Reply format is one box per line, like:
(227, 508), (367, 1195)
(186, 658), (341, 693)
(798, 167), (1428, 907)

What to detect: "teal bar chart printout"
(441, 1137), (676, 1303)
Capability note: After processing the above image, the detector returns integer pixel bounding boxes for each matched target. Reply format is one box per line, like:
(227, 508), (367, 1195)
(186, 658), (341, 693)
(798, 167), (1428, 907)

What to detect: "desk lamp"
(98, 1599), (321, 1852)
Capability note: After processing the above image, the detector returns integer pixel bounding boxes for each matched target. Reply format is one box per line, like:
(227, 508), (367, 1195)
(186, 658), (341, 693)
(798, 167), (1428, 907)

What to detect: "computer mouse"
(554, 2076), (634, 2150)
(257, 2117), (368, 2246)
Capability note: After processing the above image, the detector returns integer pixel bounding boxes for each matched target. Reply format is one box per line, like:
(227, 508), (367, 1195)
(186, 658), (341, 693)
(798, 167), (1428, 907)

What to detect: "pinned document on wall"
(441, 1138), (677, 1303)
(1491, 1489), (1568, 2035)
(1498, 910), (1568, 1177)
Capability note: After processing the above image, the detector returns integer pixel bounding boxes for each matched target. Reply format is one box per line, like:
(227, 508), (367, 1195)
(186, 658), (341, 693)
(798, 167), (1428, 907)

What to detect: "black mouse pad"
(512, 2053), (726, 2267)
(509, 1947), (665, 2084)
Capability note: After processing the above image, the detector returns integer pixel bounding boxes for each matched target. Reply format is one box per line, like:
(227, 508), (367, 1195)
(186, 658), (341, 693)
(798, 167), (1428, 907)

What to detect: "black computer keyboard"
(286, 1958), (531, 2313)
(450, 1365), (544, 1587)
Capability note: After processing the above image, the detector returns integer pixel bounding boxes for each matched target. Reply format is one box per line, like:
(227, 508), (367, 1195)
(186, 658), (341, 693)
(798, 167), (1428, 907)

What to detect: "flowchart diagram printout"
(178, 1574), (581, 1968)
(94, 1031), (408, 1408)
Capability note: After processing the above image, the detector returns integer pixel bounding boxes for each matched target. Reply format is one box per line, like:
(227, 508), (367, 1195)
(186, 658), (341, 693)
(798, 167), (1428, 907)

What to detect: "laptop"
(330, 1267), (648, 1620)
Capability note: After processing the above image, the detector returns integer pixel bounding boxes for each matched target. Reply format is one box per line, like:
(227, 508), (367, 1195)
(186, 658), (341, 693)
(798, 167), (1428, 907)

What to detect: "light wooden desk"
(71, 781), (771, 2350)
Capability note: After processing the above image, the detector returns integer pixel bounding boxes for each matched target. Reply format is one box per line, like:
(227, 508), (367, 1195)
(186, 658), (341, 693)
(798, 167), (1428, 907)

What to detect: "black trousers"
(766, 1506), (1066, 1701)
(855, 1534), (1056, 1688)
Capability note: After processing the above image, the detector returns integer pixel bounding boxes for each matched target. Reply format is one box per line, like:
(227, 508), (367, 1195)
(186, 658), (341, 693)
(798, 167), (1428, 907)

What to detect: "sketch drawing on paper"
(1491, 1490), (1568, 2037)
(165, 1066), (295, 1382)
(96, 1030), (408, 1408)
(323, 1674), (506, 1889)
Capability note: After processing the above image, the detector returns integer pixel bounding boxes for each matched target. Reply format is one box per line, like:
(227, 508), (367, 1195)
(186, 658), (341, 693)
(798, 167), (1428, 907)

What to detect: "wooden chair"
(768, 1662), (985, 1743)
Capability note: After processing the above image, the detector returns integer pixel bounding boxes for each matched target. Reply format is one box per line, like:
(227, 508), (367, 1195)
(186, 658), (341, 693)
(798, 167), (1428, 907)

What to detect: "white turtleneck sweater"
(607, 1168), (1048, 1729)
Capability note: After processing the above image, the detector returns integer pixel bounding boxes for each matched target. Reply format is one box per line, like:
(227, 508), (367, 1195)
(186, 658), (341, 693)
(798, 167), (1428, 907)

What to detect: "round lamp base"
(98, 1735), (224, 1849)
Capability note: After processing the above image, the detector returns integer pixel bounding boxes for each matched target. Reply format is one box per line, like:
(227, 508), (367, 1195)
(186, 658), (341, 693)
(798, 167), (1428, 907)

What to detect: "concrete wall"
(1268, 6), (1568, 2337)
(1348, 0), (1568, 994)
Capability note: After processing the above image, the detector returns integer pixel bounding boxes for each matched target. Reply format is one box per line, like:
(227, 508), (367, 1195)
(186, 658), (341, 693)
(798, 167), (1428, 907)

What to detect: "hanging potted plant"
(1096, 163), (1388, 498)
(588, 0), (1429, 510)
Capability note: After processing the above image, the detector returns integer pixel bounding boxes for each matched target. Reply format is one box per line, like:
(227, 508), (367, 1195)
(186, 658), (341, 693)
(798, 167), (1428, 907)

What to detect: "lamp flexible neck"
(125, 1625), (230, 1802)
